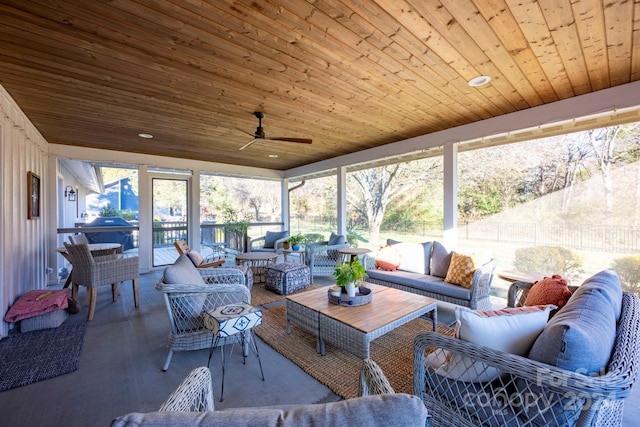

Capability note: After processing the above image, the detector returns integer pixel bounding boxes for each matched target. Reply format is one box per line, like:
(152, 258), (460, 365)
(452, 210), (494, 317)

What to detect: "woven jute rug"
(251, 283), (322, 307)
(254, 304), (454, 399)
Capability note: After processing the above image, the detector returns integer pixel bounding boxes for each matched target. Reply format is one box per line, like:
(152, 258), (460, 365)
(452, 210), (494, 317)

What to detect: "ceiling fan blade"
(266, 137), (313, 144)
(235, 127), (256, 138)
(239, 138), (259, 151)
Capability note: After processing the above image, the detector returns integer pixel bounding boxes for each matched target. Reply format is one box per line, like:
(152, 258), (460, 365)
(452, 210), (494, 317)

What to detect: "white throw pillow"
(425, 305), (554, 382)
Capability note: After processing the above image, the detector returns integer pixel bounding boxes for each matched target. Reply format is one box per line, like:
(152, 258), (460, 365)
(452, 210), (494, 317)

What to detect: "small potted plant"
(287, 233), (306, 251)
(333, 257), (366, 297)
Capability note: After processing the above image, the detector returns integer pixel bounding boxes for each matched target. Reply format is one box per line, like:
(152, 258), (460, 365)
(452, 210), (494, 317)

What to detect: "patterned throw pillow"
(444, 251), (483, 288)
(375, 245), (401, 271)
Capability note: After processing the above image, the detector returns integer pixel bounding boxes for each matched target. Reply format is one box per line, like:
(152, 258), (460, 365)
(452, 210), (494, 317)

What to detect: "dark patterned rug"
(0, 322), (87, 392)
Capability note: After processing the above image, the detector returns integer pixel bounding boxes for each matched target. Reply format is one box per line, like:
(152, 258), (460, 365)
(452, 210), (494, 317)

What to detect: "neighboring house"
(86, 177), (138, 219)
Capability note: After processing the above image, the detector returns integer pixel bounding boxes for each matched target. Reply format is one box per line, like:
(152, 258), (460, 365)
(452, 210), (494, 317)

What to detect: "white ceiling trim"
(49, 144), (284, 180)
(285, 81), (640, 180)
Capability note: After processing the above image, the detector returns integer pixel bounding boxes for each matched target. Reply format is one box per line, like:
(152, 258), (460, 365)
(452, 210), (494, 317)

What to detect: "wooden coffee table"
(235, 252), (278, 283)
(286, 283), (437, 359)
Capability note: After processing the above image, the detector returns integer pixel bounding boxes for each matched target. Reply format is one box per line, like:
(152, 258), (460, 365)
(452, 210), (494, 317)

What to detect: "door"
(151, 176), (189, 267)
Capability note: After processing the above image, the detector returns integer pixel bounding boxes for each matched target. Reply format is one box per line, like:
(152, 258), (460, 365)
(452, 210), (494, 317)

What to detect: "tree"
(588, 126), (620, 220)
(347, 159), (439, 246)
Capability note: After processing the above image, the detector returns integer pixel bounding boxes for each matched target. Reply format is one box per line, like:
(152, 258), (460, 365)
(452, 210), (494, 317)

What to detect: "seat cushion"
(521, 270), (622, 425)
(112, 394), (429, 427)
(187, 250), (204, 267)
(386, 240), (433, 274)
(527, 270), (621, 374)
(328, 232), (346, 245)
(264, 230), (288, 249)
(426, 305), (553, 382)
(431, 241), (452, 278)
(164, 254), (205, 285)
(366, 269), (471, 301)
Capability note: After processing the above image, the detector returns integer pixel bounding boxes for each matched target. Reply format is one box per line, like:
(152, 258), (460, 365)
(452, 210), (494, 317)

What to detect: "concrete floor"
(0, 269), (639, 426)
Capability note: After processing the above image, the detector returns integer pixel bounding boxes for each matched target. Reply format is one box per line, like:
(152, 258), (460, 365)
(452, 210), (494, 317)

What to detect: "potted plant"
(221, 206), (251, 252)
(333, 257), (366, 297)
(287, 232), (306, 251)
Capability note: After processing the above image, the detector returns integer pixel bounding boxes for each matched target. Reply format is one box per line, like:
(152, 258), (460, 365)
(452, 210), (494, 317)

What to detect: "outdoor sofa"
(112, 364), (430, 427)
(364, 239), (496, 310)
(413, 269), (640, 426)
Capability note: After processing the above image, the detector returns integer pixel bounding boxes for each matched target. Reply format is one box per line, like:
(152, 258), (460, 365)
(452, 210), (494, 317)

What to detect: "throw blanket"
(4, 289), (70, 323)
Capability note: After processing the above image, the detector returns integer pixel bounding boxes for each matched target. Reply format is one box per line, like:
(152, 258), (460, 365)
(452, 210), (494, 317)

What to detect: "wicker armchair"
(304, 240), (350, 281)
(63, 242), (139, 320)
(159, 366), (214, 412)
(358, 359), (395, 397)
(413, 286), (640, 427)
(155, 267), (250, 371)
(249, 230), (289, 253)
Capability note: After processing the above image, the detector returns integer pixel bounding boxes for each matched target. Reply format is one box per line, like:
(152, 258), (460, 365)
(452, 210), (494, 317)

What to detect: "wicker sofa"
(364, 240), (496, 310)
(112, 365), (430, 427)
(413, 269), (640, 427)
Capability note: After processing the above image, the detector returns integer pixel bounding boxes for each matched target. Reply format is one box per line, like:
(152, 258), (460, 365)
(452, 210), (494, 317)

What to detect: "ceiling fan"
(238, 112), (312, 151)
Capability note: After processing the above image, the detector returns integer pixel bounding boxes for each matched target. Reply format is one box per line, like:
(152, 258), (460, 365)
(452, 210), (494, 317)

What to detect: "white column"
(138, 165), (151, 273)
(443, 142), (458, 247)
(282, 178), (290, 232)
(336, 166), (347, 235)
(190, 169), (201, 251)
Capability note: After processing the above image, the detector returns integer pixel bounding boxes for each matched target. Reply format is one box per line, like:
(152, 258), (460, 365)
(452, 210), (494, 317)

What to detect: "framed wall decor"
(27, 171), (40, 219)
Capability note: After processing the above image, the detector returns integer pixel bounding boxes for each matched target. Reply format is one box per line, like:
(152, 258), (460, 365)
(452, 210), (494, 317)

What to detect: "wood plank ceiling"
(0, 0), (638, 170)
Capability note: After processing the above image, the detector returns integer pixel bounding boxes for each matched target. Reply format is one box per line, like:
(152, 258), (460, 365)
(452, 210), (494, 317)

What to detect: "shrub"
(612, 255), (640, 296)
(303, 233), (325, 243)
(513, 246), (584, 280)
(99, 204), (119, 217)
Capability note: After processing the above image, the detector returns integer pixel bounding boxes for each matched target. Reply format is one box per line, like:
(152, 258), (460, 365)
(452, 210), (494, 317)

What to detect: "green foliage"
(346, 232), (362, 247)
(303, 233), (325, 243)
(513, 246), (584, 280)
(333, 257), (366, 287)
(99, 204), (119, 217)
(612, 255), (640, 296)
(287, 232), (306, 245)
(98, 204), (136, 221)
(221, 205), (251, 234)
(119, 210), (136, 221)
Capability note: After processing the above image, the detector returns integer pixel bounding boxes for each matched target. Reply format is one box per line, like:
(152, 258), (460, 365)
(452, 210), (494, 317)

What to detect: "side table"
(235, 252), (278, 283)
(203, 303), (265, 402)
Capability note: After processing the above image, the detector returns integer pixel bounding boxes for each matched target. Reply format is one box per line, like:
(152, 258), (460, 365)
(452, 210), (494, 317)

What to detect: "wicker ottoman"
(264, 262), (311, 295)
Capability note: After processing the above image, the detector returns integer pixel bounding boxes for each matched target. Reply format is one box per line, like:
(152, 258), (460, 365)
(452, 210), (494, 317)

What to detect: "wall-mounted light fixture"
(64, 185), (76, 202)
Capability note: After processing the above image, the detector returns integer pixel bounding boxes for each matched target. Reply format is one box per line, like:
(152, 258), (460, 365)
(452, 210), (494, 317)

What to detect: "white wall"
(0, 85), (49, 337)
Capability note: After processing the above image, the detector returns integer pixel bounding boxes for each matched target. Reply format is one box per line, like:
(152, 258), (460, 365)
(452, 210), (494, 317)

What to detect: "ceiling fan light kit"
(238, 112), (312, 151)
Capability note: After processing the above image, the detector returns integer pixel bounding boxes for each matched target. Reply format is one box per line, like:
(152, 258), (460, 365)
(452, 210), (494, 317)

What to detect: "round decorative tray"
(328, 286), (372, 306)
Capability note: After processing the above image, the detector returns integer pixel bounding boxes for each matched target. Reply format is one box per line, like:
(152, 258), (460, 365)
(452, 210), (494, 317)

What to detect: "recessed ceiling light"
(468, 75), (491, 87)
(268, 154), (278, 158)
(138, 133), (154, 139)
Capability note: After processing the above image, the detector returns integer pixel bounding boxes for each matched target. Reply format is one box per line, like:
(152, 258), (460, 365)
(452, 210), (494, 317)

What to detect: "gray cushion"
(366, 269), (471, 301)
(431, 241), (452, 278)
(162, 255), (207, 329)
(163, 254), (205, 285)
(576, 269), (622, 321)
(264, 230), (288, 249)
(186, 250), (204, 267)
(523, 269), (620, 425)
(387, 241), (433, 275)
(528, 271), (618, 374)
(111, 394), (429, 427)
(328, 232), (346, 245)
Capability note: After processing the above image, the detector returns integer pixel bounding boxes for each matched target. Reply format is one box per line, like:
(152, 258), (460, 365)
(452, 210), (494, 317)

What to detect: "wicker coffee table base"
(286, 284), (437, 359)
